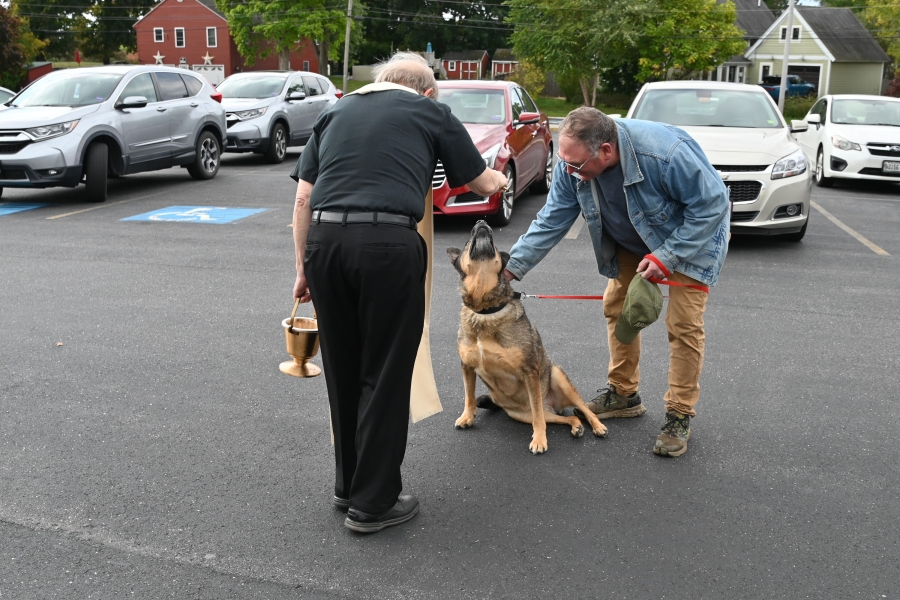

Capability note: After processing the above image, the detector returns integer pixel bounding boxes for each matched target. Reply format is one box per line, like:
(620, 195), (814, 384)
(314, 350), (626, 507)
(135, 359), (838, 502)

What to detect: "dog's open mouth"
(469, 220), (496, 260)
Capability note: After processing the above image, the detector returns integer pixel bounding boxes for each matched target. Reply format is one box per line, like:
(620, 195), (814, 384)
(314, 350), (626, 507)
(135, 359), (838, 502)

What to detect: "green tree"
(508, 0), (648, 106)
(863, 3), (900, 67)
(356, 0), (510, 66)
(0, 5), (27, 89)
(216, 0), (351, 73)
(637, 0), (746, 82)
(763, 0), (789, 15)
(24, 0), (154, 63)
(6, 2), (48, 65)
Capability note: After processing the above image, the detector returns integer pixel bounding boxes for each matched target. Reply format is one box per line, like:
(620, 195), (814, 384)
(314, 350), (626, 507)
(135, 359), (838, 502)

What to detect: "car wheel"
(488, 164), (515, 227)
(84, 142), (108, 202)
(815, 148), (833, 188)
(264, 122), (287, 164)
(780, 218), (808, 242)
(187, 131), (221, 180)
(529, 144), (553, 194)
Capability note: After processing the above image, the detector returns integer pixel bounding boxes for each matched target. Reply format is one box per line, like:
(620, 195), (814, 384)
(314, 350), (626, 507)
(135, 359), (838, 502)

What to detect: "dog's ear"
(446, 247), (463, 272)
(500, 251), (510, 271)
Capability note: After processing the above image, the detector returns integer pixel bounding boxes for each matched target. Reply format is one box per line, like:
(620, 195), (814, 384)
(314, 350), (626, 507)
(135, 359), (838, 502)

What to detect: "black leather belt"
(311, 210), (417, 229)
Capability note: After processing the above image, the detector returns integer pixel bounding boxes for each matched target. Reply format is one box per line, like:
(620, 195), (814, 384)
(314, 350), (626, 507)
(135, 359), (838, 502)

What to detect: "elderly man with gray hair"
(503, 107), (729, 458)
(290, 52), (507, 533)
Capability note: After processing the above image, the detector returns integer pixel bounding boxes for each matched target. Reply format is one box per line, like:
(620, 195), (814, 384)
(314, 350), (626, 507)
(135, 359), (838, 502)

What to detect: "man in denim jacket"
(504, 107), (729, 457)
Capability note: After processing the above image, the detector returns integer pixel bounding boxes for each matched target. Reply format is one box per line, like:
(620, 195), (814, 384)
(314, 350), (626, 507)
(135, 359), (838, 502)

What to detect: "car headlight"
(25, 120), (79, 141)
(771, 148), (808, 180)
(481, 143), (502, 169)
(233, 107), (267, 120)
(830, 135), (861, 152)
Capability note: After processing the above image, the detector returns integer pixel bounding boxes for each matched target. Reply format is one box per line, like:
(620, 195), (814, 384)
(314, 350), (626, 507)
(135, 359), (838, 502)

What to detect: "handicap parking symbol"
(122, 206), (266, 224)
(0, 202), (45, 216)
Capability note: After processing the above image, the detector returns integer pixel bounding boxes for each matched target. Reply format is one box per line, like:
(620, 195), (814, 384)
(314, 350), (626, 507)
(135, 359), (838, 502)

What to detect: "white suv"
(0, 65), (227, 202)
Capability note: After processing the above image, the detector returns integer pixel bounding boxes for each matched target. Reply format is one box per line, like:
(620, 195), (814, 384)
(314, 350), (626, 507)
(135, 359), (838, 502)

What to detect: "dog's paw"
(592, 423), (608, 438)
(529, 434), (548, 455)
(571, 423), (585, 438)
(454, 413), (475, 429)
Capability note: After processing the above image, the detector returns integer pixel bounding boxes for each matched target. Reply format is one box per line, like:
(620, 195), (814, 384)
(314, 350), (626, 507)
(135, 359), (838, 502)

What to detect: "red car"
(433, 80), (553, 226)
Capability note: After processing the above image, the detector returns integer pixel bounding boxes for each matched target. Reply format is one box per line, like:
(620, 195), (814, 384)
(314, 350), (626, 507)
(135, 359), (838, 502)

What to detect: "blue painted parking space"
(0, 203), (46, 216)
(122, 206), (267, 224)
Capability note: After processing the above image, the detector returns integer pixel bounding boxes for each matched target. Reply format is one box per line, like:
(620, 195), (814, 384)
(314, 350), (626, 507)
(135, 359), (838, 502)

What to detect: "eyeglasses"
(556, 151), (596, 172)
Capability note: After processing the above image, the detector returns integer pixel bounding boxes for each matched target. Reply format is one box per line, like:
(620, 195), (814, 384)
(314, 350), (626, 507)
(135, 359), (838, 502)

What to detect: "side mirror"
(805, 113), (821, 128)
(513, 111), (541, 126)
(116, 95), (148, 109)
(287, 91), (306, 101)
(790, 120), (809, 133)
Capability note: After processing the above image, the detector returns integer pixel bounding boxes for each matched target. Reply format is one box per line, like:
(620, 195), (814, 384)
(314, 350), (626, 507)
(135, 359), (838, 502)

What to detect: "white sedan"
(794, 94), (900, 187)
(626, 81), (812, 241)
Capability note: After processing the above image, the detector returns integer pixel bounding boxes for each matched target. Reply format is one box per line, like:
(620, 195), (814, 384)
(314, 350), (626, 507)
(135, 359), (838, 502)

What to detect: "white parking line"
(565, 214), (585, 239)
(810, 201), (890, 256)
(46, 190), (172, 220)
(46, 164), (288, 220)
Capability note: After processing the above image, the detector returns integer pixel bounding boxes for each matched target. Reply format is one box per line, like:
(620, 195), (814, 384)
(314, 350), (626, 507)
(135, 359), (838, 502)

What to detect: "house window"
(780, 26), (800, 41)
(175, 27), (185, 48)
(206, 27), (217, 48)
(448, 61), (456, 71)
(154, 28), (164, 43)
(303, 60), (310, 71)
(759, 62), (773, 83)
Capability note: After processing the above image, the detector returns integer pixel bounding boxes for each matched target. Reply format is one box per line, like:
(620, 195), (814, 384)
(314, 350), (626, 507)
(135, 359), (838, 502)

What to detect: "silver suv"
(218, 71), (339, 163)
(0, 65), (226, 202)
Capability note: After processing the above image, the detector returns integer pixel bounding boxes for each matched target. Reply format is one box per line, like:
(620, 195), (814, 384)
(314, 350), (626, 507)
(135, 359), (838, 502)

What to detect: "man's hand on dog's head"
(503, 269), (517, 282)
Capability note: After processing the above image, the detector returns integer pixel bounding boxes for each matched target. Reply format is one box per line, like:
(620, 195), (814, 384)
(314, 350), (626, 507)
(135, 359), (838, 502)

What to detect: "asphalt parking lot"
(1, 147), (899, 599)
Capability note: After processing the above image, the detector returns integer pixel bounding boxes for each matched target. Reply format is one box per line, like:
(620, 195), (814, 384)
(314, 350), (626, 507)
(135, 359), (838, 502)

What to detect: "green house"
(744, 6), (890, 97)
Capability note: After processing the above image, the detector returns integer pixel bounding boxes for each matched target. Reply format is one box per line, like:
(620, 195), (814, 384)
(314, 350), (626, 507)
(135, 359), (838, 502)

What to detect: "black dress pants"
(304, 220), (426, 515)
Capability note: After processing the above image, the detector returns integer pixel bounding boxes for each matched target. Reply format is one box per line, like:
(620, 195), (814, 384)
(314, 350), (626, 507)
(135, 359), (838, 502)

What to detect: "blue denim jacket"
(507, 119), (730, 286)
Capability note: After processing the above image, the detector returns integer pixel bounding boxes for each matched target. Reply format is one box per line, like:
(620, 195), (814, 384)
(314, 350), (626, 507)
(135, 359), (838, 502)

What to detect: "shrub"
(507, 60), (547, 101)
(783, 95), (816, 120)
(885, 71), (900, 98)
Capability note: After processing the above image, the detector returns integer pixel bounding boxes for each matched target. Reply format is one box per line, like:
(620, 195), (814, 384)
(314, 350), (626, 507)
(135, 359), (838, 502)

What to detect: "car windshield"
(12, 73), (123, 107)
(0, 90), (13, 103)
(632, 89), (782, 128)
(217, 75), (287, 99)
(832, 99), (900, 127)
(438, 89), (506, 124)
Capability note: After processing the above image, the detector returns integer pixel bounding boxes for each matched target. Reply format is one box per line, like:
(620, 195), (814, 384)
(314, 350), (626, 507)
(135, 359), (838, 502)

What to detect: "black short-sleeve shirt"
(290, 90), (486, 221)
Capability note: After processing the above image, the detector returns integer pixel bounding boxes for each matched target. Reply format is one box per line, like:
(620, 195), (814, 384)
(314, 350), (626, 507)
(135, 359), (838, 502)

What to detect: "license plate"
(883, 161), (900, 173)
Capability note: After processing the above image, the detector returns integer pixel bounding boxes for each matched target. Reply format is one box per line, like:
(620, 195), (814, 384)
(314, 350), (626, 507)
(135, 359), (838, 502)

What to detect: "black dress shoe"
(344, 494), (419, 533)
(333, 495), (351, 511)
(475, 394), (500, 410)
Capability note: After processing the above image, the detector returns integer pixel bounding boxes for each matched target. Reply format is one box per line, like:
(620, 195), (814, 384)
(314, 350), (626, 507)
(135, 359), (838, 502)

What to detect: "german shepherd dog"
(447, 221), (607, 455)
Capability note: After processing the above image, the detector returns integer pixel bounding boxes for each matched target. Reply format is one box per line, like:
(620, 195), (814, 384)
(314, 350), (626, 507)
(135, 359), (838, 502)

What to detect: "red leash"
(517, 277), (709, 301)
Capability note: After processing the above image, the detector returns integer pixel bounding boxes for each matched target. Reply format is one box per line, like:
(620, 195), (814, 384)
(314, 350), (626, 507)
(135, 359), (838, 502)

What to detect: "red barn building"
(25, 62), (54, 84)
(491, 49), (519, 78)
(134, 0), (319, 84)
(441, 50), (489, 80)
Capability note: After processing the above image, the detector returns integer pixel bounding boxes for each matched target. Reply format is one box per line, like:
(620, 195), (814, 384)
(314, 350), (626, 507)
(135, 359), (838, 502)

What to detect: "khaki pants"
(603, 248), (708, 417)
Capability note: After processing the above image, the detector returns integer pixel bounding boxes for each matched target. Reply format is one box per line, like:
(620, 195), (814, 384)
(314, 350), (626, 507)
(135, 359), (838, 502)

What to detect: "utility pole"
(778, 0), (795, 114)
(342, 0), (353, 94)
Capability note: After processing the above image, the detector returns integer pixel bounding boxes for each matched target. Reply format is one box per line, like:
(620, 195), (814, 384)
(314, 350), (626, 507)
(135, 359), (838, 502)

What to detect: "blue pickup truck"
(760, 75), (816, 101)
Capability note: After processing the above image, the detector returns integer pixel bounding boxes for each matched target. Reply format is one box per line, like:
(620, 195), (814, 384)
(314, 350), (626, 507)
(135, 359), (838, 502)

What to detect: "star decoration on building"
(201, 52), (214, 65)
(153, 51), (165, 65)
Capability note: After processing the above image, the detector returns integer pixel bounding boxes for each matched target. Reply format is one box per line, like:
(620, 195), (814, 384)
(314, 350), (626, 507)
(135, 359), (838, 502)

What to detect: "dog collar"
(475, 303), (507, 315)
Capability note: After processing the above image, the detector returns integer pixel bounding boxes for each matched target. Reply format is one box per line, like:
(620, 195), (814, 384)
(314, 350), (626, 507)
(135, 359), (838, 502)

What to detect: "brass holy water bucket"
(280, 299), (321, 378)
